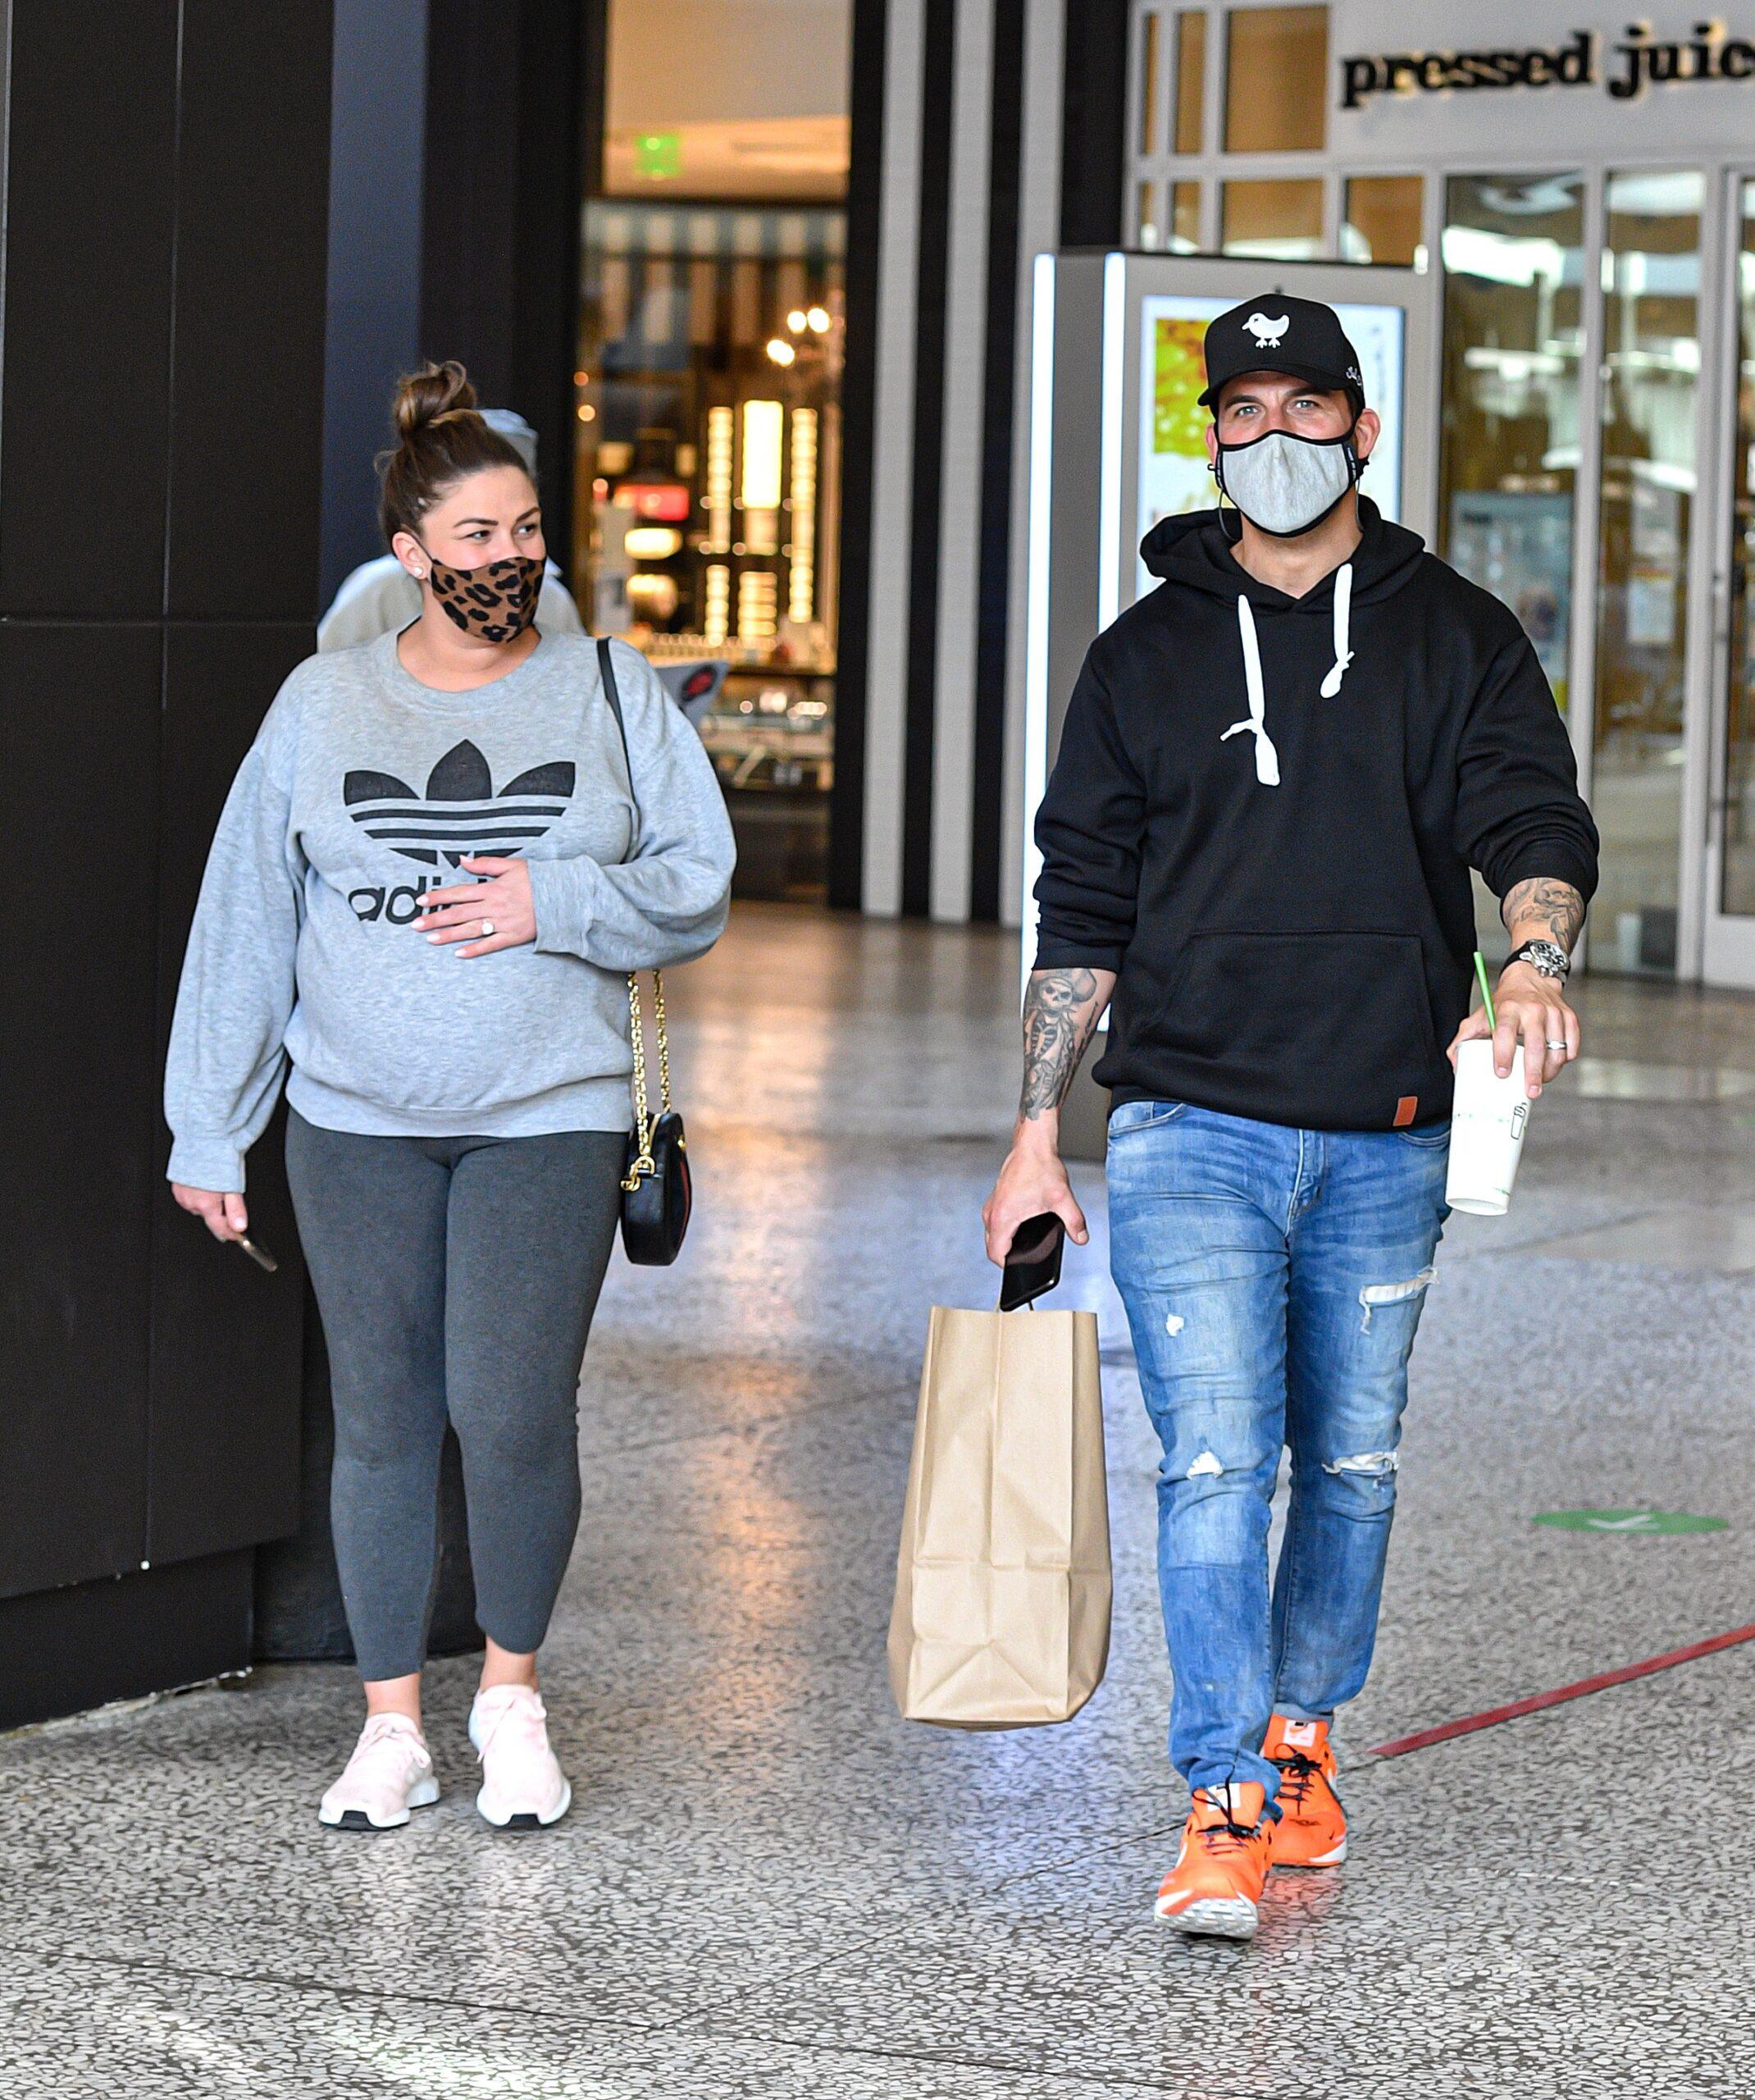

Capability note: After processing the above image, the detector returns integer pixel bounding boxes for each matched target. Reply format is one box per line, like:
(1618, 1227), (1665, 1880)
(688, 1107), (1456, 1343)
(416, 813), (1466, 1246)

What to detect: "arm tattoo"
(1021, 970), (1101, 1121)
(1502, 877), (1584, 953)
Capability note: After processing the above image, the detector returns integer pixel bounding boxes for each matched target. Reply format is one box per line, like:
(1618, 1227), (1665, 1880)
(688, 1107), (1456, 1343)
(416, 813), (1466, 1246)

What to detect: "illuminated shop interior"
(577, 0), (850, 902)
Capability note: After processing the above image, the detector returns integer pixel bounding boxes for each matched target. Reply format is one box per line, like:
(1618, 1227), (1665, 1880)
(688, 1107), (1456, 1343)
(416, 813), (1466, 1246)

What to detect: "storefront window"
(1723, 182), (1755, 918)
(1137, 179), (1201, 253)
(1592, 170), (1702, 973)
(1174, 11), (1206, 155)
(583, 0), (850, 904)
(1438, 175), (1584, 714)
(1220, 177), (1323, 259)
(1438, 175), (1584, 960)
(1138, 10), (1161, 156)
(1224, 6), (1328, 154)
(1342, 176), (1424, 267)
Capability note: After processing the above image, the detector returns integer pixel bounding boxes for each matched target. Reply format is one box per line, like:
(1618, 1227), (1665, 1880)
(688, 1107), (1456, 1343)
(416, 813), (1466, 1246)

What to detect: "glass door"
(1705, 174), (1755, 985)
(1437, 173), (1588, 963)
(1589, 171), (1703, 977)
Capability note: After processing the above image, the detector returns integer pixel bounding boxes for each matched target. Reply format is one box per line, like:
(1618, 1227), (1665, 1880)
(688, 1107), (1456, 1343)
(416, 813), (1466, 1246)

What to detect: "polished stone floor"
(6, 906), (1755, 2097)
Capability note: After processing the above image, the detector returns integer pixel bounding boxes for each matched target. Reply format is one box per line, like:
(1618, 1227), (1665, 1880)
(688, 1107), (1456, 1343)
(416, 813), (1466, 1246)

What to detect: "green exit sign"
(636, 132), (681, 180)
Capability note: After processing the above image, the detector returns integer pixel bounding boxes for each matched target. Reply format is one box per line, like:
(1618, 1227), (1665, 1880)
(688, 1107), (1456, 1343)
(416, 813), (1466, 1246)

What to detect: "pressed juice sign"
(1341, 25), (1755, 110)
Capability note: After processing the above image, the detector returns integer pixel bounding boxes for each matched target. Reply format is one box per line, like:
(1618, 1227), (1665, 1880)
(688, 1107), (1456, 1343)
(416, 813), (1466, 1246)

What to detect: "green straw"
(1472, 950), (1497, 1032)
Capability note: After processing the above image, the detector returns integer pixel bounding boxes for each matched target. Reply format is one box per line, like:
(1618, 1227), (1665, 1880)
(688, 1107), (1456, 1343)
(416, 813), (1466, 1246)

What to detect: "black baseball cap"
(1197, 294), (1365, 412)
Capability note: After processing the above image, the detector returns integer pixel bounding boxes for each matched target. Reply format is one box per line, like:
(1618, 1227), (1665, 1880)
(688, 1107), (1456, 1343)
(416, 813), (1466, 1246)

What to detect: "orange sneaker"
(1154, 1783), (1273, 1940)
(1263, 1715), (1347, 1868)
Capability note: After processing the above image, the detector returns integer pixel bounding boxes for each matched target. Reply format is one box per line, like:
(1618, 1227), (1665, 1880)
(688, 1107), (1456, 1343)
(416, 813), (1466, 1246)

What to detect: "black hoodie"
(1032, 500), (1598, 1133)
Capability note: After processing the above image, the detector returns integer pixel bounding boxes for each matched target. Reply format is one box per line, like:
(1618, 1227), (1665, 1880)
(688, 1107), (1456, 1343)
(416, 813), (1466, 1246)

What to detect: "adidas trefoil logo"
(344, 739), (576, 867)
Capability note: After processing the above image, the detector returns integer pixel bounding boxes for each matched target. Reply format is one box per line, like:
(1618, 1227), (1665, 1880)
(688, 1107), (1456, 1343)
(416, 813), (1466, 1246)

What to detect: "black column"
(0, 0), (332, 1730)
(320, 0), (430, 605)
(1060, 0), (1129, 249)
(898, 0), (959, 920)
(420, 0), (591, 581)
(969, 0), (1027, 922)
(827, 0), (889, 911)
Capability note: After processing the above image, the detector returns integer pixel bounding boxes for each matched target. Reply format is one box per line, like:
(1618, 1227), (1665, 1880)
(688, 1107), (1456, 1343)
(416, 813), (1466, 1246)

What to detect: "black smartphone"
(233, 1234), (280, 1275)
(999, 1212), (1065, 1312)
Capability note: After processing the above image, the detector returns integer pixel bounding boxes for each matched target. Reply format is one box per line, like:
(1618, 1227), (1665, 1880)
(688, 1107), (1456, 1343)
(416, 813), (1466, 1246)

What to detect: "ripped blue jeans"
(1105, 1098), (1448, 1810)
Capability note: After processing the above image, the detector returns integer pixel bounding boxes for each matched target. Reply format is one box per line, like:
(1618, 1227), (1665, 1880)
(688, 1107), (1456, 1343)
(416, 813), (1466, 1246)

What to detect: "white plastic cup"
(1445, 1039), (1530, 1217)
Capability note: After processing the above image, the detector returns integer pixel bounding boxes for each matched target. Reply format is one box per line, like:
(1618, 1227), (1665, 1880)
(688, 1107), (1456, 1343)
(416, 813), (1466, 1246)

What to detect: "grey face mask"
(1215, 427), (1359, 537)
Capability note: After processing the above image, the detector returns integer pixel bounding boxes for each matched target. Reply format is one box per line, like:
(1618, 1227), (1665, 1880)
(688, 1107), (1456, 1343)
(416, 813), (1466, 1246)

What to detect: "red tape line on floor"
(1368, 1620), (1755, 1760)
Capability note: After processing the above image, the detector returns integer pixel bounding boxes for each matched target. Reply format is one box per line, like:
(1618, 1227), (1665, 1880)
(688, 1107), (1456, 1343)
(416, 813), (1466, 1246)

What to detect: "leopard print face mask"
(419, 550), (543, 644)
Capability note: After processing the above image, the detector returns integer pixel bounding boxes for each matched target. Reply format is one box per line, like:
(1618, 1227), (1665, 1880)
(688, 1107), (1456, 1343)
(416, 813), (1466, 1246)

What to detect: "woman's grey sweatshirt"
(164, 630), (736, 1193)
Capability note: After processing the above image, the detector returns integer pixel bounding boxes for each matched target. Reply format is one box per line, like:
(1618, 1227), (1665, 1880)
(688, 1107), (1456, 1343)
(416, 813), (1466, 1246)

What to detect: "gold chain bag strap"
(598, 638), (692, 1265)
(620, 967), (673, 1179)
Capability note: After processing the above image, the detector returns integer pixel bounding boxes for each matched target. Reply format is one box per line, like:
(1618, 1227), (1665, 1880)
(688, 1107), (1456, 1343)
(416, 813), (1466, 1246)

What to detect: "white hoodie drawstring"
(1221, 561), (1356, 788)
(1222, 596), (1280, 788)
(1320, 560), (1354, 697)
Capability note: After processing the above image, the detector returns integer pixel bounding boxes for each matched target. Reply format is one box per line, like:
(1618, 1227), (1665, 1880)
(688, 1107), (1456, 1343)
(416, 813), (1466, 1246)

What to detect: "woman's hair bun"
(377, 358), (528, 545)
(392, 359), (479, 437)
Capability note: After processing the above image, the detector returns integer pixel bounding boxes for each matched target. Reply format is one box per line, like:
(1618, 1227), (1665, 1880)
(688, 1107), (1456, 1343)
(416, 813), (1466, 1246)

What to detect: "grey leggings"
(285, 1110), (624, 1682)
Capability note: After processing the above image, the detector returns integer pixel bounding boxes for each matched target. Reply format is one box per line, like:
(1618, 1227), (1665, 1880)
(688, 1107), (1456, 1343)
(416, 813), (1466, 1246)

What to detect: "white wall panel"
(1000, 0), (1065, 931)
(928, 0), (996, 920)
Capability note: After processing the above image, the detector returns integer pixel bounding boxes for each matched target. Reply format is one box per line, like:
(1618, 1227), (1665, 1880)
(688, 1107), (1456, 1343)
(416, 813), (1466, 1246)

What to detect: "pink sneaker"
(468, 1684), (572, 1830)
(318, 1714), (440, 1832)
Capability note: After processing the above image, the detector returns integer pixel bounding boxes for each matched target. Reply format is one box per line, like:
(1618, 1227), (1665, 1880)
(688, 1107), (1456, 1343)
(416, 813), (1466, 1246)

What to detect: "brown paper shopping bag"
(887, 1305), (1110, 1728)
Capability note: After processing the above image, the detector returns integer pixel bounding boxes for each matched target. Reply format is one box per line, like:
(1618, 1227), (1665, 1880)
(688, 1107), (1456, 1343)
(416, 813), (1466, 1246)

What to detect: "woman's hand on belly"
(416, 854), (536, 958)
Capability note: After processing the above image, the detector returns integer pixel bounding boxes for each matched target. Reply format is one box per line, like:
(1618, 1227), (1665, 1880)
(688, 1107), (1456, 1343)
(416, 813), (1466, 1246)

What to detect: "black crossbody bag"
(597, 638), (692, 1266)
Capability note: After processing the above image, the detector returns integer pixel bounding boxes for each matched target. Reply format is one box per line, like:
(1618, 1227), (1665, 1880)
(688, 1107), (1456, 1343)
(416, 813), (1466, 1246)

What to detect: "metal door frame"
(1676, 165), (1731, 984)
(1701, 165), (1755, 988)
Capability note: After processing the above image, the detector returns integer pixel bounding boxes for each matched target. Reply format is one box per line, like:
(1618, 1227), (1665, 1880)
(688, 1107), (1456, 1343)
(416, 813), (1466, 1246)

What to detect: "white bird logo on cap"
(1243, 312), (1290, 348)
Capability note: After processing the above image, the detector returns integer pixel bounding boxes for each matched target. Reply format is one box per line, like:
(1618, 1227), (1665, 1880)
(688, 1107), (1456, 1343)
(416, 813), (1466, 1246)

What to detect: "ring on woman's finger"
(480, 919), (496, 938)
(1545, 1039), (1567, 1051)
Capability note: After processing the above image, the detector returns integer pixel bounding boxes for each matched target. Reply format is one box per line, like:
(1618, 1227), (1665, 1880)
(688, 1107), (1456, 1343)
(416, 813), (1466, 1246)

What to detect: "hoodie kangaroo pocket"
(1159, 930), (1439, 1125)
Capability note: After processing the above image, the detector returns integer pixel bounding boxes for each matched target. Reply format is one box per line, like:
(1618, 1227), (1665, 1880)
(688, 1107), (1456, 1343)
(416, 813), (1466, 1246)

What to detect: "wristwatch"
(1504, 938), (1571, 981)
